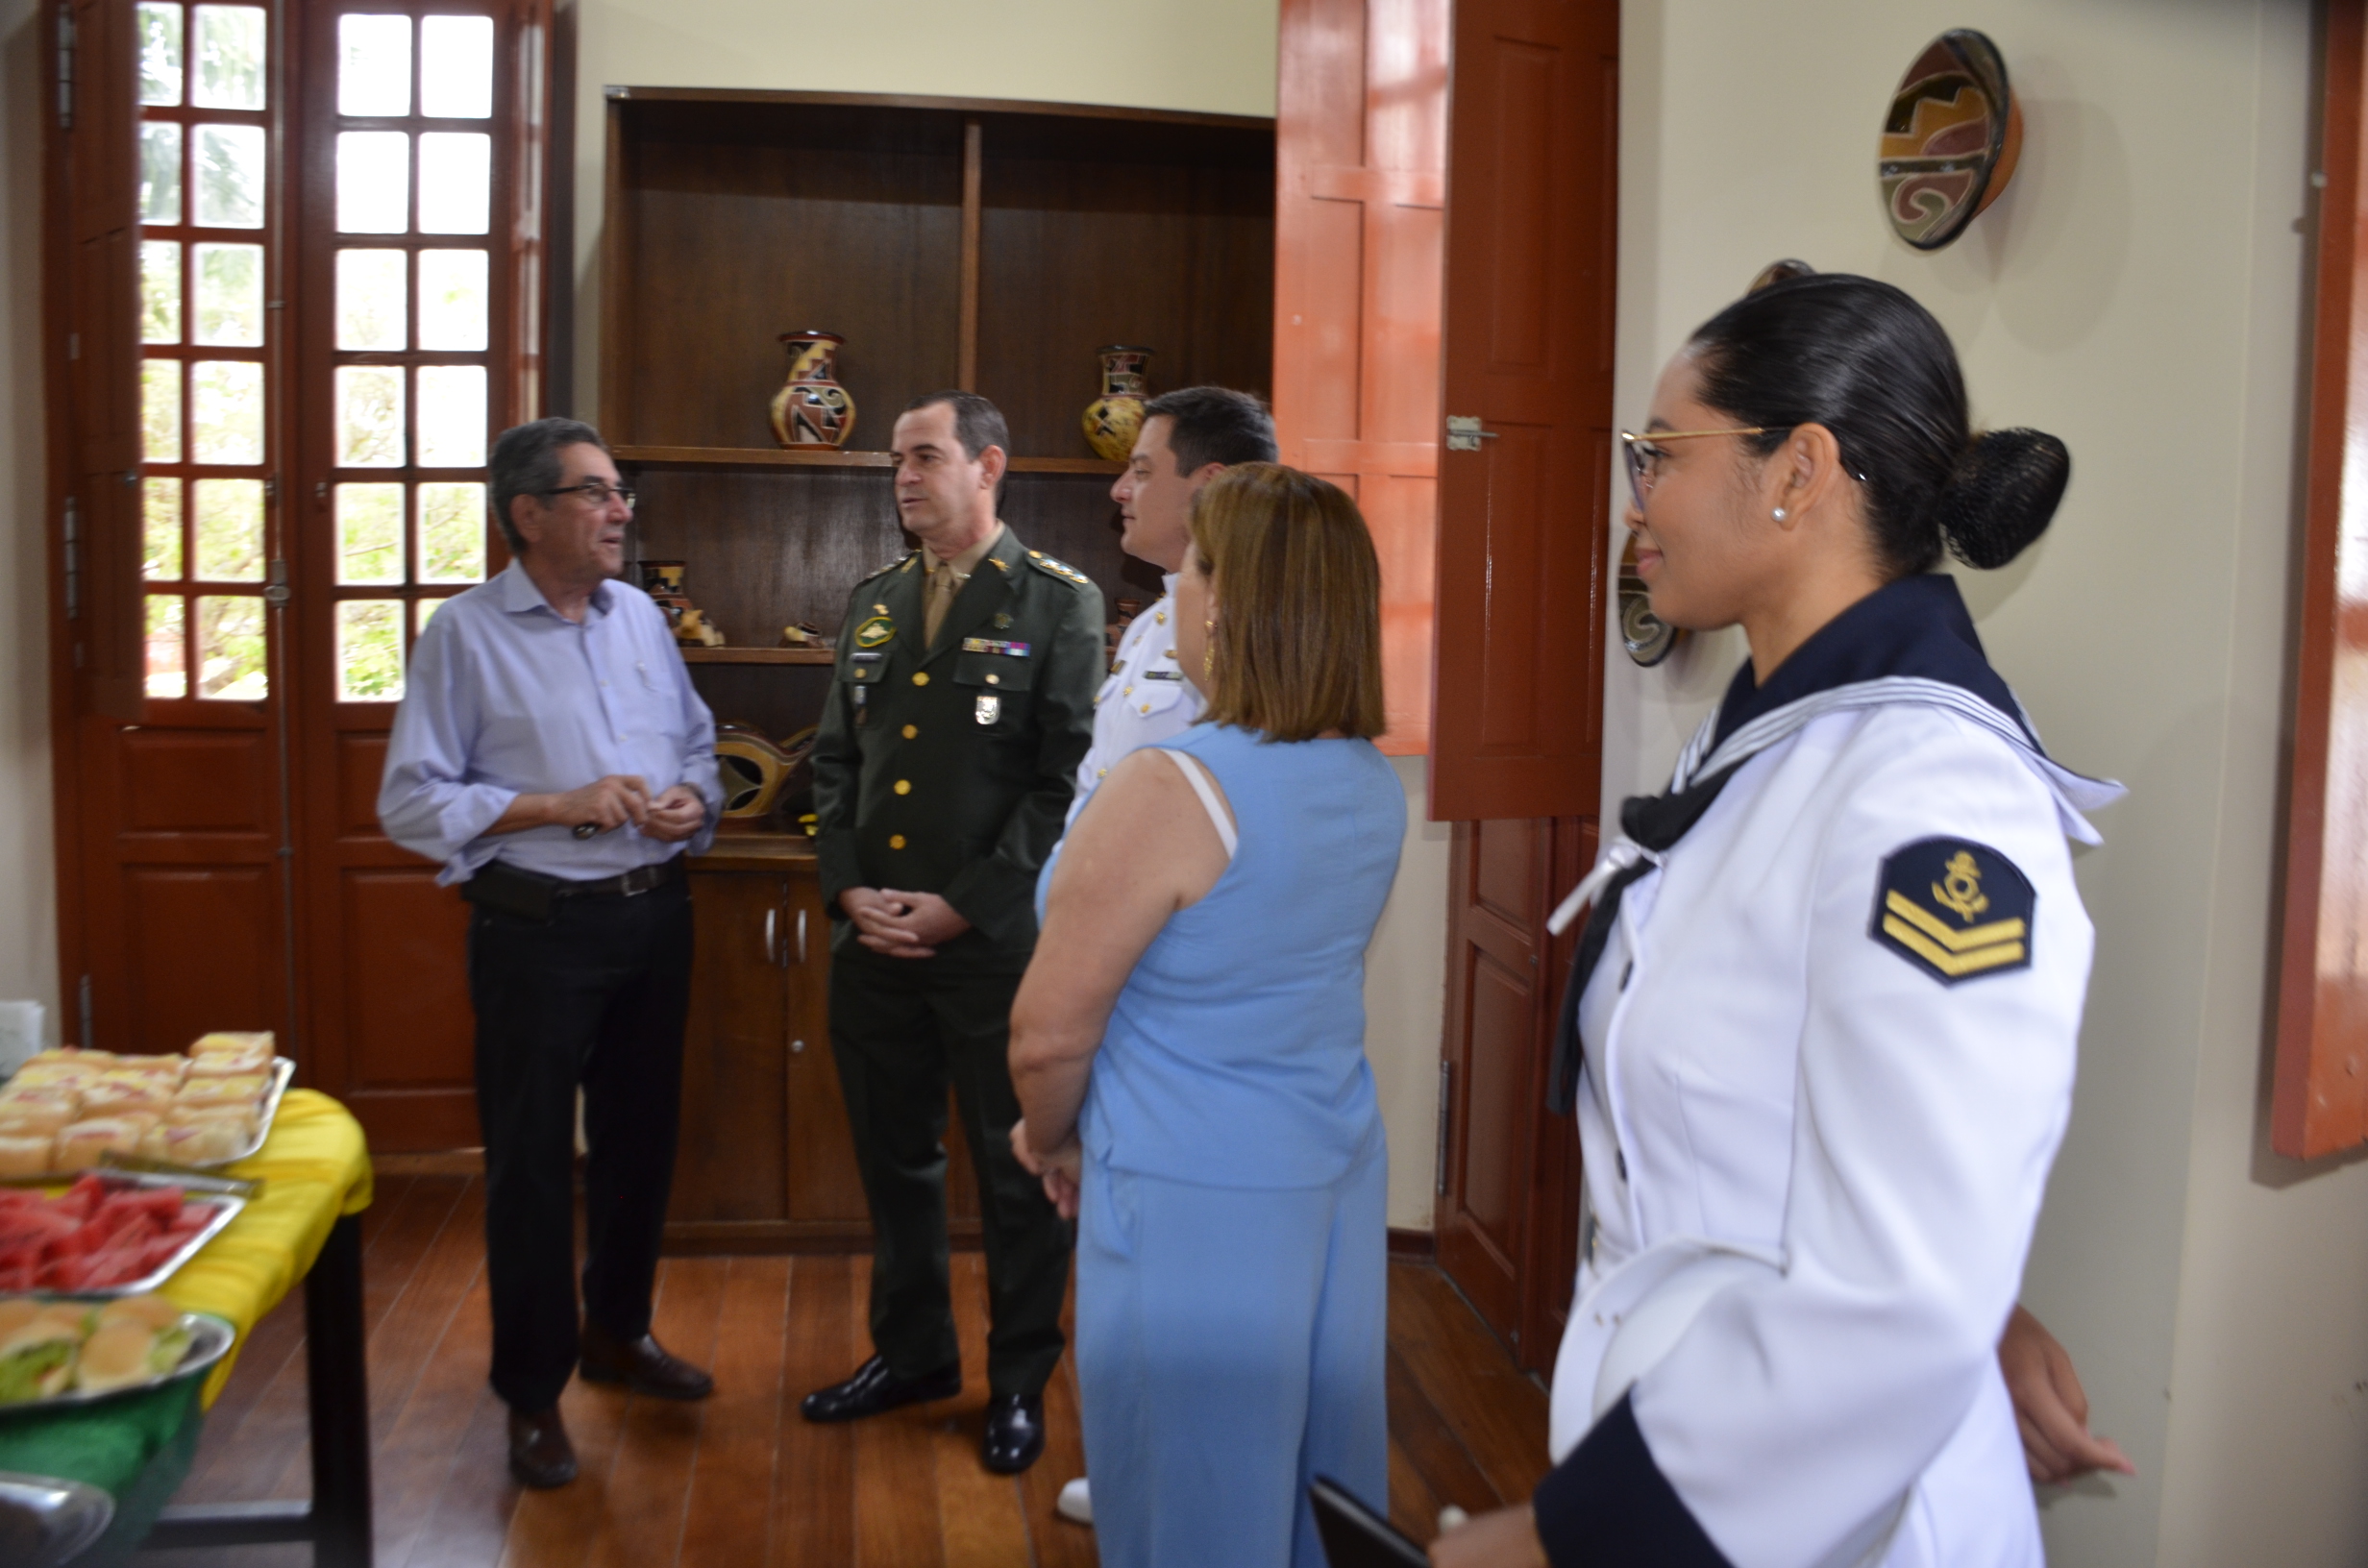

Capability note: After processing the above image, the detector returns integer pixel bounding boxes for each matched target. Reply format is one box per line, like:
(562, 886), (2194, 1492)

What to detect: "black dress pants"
(467, 875), (692, 1412)
(829, 947), (1072, 1400)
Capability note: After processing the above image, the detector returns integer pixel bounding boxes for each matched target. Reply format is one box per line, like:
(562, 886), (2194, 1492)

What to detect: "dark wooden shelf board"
(617, 445), (1121, 476)
(679, 646), (835, 665)
(603, 84), (1275, 134)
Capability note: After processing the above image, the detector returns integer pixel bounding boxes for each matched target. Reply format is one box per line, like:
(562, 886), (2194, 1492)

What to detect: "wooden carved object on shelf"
(770, 331), (857, 449)
(1082, 345), (1153, 460)
(637, 558), (727, 646)
(1878, 30), (2022, 252)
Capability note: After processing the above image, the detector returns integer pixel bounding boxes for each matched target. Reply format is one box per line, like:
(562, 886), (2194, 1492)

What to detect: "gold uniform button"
(1140, 701), (1151, 715)
(895, 779), (912, 795)
(1165, 649), (1176, 659)
(913, 672), (930, 686)
(1098, 768), (1108, 778)
(1155, 610), (1167, 625)
(875, 602), (888, 613)
(901, 723), (918, 739)
(986, 673), (1000, 685)
(1028, 550), (1043, 558)
(888, 834), (906, 849)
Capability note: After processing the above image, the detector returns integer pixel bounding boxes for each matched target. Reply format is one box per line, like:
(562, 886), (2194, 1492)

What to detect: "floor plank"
(678, 1257), (790, 1566)
(850, 1258), (949, 1568)
(1386, 1266), (1552, 1504)
(374, 1262), (498, 1568)
(584, 1258), (730, 1568)
(770, 1254), (856, 1567)
(936, 1252), (1035, 1567)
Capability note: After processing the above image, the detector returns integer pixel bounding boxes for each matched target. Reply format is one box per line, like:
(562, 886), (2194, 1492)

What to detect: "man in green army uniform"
(800, 390), (1103, 1476)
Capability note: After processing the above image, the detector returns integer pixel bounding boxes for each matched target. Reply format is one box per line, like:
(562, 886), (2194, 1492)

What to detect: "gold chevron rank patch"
(1870, 837), (2035, 986)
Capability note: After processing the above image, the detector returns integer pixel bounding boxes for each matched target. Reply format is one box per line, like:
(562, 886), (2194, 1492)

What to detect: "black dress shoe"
(580, 1320), (716, 1401)
(507, 1406), (578, 1489)
(800, 1354), (962, 1423)
(981, 1392), (1046, 1474)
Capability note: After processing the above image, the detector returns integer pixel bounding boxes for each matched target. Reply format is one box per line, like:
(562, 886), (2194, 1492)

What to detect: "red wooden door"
(288, 0), (550, 1151)
(1272, 0), (1449, 756)
(1428, 0), (1618, 1368)
(62, 0), (298, 1060)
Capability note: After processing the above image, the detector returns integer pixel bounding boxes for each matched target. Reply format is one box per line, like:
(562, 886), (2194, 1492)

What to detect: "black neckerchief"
(1546, 574), (2071, 1115)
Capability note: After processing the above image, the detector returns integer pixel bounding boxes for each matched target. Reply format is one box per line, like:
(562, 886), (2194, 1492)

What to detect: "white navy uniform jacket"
(1067, 579), (1200, 826)
(1534, 575), (2121, 1568)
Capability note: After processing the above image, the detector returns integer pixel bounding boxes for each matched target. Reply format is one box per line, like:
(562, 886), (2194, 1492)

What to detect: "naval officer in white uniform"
(1046, 384), (1278, 1526)
(1433, 274), (2117, 1568)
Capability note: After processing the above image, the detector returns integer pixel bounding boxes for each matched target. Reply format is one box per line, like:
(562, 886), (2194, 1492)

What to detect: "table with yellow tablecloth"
(0, 1089), (375, 1565)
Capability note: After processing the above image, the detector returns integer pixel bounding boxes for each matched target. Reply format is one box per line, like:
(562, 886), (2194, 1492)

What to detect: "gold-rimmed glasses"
(1617, 427), (1769, 513)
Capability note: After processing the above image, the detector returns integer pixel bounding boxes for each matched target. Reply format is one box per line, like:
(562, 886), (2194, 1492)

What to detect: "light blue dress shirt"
(377, 560), (723, 885)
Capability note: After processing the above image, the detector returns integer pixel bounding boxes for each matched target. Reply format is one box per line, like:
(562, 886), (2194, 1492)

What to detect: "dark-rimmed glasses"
(539, 480), (637, 510)
(1617, 428), (1768, 513)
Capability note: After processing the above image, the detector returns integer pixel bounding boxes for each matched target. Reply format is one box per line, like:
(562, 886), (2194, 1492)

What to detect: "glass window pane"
(416, 250), (487, 350)
(419, 15), (493, 118)
(142, 478), (183, 580)
(334, 248), (406, 350)
(335, 600), (404, 701)
(416, 133), (489, 234)
(193, 123), (264, 228)
(334, 483), (404, 584)
(190, 6), (265, 111)
(192, 478), (265, 581)
(415, 366), (485, 467)
(142, 359), (182, 462)
(140, 240), (181, 343)
(415, 597), (449, 637)
(196, 595), (268, 699)
(336, 14), (410, 116)
(145, 596), (186, 699)
(334, 365), (404, 467)
(192, 242), (263, 345)
(418, 482), (485, 582)
(137, 4), (184, 107)
(139, 122), (182, 224)
(189, 359), (262, 463)
(335, 132), (408, 233)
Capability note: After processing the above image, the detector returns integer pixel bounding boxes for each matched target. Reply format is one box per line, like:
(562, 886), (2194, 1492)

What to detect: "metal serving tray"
(0, 1309), (236, 1416)
(0, 1175), (245, 1298)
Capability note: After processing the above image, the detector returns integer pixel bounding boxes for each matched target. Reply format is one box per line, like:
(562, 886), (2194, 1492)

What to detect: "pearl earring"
(1771, 507), (1788, 522)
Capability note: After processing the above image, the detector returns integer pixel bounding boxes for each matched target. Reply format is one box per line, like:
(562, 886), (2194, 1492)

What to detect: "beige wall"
(0, 0), (61, 1042)
(1616, 2), (2368, 1563)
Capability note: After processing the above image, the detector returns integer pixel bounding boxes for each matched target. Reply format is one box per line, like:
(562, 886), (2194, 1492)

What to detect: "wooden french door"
(49, 0), (550, 1152)
(1428, 0), (1618, 1370)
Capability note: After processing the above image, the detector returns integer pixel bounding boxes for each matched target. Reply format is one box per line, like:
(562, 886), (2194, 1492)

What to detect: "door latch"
(1445, 415), (1499, 453)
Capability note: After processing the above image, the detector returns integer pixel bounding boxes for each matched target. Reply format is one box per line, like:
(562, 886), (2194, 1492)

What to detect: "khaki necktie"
(924, 558), (962, 646)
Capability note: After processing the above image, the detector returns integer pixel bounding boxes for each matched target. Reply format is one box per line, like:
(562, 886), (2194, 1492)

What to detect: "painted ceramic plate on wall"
(1879, 30), (2022, 251)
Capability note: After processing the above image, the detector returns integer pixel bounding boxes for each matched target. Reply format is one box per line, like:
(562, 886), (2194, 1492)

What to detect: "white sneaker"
(1056, 1477), (1093, 1525)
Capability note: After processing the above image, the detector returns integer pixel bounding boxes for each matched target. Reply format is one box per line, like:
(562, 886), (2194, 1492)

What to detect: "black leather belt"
(464, 855), (684, 922)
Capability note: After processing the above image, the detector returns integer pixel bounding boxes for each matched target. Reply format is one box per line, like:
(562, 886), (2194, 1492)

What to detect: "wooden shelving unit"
(615, 445), (1122, 476)
(679, 646), (834, 666)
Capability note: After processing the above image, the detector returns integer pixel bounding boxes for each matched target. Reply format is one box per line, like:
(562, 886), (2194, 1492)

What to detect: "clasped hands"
(840, 887), (971, 958)
(1007, 1119), (1082, 1219)
(540, 774), (705, 842)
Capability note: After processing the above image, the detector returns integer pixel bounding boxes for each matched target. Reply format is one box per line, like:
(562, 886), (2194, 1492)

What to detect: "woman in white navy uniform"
(1433, 273), (2117, 1568)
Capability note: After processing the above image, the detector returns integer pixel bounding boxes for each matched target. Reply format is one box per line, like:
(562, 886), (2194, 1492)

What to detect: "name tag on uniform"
(1143, 669), (1185, 681)
(851, 650), (885, 664)
(961, 638), (1030, 657)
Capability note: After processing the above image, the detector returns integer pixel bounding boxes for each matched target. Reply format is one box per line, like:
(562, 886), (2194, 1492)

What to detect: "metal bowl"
(0, 1471), (113, 1568)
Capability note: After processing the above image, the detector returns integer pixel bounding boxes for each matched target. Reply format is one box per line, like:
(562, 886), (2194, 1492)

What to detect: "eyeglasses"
(1617, 428), (1768, 513)
(538, 480), (637, 510)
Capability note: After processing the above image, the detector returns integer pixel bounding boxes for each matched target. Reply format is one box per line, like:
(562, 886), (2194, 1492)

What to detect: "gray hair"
(488, 418), (610, 551)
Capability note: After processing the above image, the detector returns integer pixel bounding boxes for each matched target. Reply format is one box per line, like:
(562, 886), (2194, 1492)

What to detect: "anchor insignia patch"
(1870, 837), (2034, 986)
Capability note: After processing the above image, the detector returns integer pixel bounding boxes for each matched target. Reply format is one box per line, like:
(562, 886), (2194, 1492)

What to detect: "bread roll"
(188, 1032), (274, 1059)
(143, 1119), (246, 1164)
(0, 1105), (73, 1138)
(54, 1116), (153, 1170)
(176, 1075), (267, 1108)
(98, 1295), (185, 1333)
(185, 1050), (271, 1079)
(0, 1135), (52, 1176)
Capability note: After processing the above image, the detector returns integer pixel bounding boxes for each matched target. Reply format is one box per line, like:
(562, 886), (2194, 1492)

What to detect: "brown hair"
(1190, 463), (1386, 742)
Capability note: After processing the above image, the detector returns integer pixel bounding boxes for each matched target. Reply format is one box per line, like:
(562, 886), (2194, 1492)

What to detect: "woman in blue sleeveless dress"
(1008, 463), (1406, 1568)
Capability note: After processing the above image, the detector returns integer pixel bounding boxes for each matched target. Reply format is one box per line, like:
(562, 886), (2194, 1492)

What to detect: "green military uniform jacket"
(810, 524), (1105, 959)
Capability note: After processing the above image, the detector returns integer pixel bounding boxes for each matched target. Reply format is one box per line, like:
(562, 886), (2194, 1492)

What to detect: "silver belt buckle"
(620, 864), (657, 896)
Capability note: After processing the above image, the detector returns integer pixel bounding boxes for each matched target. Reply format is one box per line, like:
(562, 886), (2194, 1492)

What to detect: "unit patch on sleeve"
(1869, 837), (2035, 986)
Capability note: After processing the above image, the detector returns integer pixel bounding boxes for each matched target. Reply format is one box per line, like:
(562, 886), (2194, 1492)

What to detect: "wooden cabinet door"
(672, 871), (790, 1229)
(784, 871), (866, 1227)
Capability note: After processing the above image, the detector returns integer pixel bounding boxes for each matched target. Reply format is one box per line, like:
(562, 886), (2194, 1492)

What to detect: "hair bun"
(1935, 428), (2069, 569)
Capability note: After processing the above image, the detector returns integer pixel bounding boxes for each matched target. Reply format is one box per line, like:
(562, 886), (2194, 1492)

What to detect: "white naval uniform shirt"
(1066, 576), (1201, 826)
(1536, 575), (2120, 1568)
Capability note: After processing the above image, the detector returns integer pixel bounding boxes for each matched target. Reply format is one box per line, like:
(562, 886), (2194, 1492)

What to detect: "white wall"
(0, 0), (61, 1043)
(1616, 3), (2367, 1563)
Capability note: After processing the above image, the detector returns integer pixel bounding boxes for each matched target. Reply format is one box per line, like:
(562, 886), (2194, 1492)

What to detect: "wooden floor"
(138, 1172), (1549, 1567)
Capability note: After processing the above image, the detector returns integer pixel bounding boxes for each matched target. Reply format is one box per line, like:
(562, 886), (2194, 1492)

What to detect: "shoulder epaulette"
(858, 551), (917, 583)
(1024, 549), (1095, 590)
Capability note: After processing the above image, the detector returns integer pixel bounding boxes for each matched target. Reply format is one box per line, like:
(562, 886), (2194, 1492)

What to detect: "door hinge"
(1445, 415), (1499, 453)
(1434, 1059), (1453, 1196)
(54, 2), (72, 130)
(62, 496), (78, 620)
(263, 558), (290, 608)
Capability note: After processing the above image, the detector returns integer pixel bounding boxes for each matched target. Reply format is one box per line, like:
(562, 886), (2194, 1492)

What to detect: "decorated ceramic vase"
(769, 331), (856, 449)
(1081, 345), (1154, 461)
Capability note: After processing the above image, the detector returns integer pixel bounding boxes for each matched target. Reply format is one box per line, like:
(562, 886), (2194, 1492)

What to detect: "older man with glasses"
(379, 416), (724, 1490)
